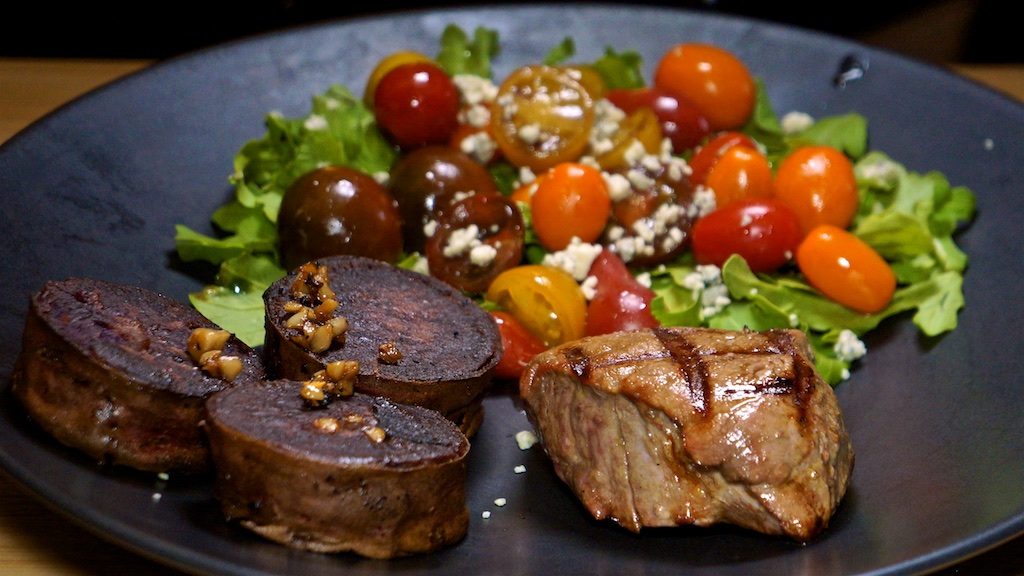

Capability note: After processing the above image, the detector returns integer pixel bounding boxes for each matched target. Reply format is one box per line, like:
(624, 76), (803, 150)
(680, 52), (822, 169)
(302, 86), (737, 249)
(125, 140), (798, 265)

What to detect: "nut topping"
(299, 360), (359, 407)
(285, 262), (349, 353)
(187, 327), (243, 381)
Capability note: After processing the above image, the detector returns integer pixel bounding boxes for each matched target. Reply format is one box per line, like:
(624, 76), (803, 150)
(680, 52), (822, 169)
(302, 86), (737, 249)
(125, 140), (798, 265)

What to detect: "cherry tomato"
(653, 43), (756, 131)
(486, 265), (587, 346)
(585, 249), (660, 336)
(559, 65), (608, 100)
(687, 131), (760, 186)
(592, 107), (663, 171)
(604, 86), (711, 152)
(374, 61), (460, 149)
(363, 50), (433, 108)
(691, 198), (802, 273)
(490, 64), (595, 172)
(424, 192), (525, 293)
(277, 166), (403, 270)
(773, 145), (859, 235)
(703, 144), (774, 207)
(388, 145), (499, 253)
(531, 162), (611, 251)
(490, 310), (548, 380)
(796, 225), (896, 313)
(603, 158), (695, 268)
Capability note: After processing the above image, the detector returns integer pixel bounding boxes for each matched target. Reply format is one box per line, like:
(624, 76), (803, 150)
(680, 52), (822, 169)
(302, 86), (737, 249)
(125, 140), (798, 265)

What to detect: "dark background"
(0, 0), (1018, 63)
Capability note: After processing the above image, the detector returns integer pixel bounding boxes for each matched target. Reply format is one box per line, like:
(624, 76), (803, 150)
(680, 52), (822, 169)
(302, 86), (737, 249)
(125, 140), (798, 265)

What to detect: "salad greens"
(173, 24), (976, 385)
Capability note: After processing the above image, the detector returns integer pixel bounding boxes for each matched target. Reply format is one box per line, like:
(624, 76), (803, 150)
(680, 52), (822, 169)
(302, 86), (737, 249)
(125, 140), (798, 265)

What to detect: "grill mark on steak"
(653, 326), (712, 416)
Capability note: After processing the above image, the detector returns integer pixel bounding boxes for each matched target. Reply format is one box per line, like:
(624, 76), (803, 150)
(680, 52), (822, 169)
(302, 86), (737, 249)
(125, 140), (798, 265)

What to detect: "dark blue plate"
(2, 5), (1022, 575)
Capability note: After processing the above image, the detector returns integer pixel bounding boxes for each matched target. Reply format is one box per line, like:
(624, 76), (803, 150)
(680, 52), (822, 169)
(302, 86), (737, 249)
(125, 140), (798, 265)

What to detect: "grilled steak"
(263, 255), (501, 437)
(519, 326), (854, 542)
(204, 380), (470, 558)
(11, 278), (264, 473)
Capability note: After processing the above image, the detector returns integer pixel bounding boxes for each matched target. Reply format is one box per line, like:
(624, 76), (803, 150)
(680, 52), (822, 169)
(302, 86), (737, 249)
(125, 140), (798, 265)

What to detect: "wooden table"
(2, 57), (1024, 576)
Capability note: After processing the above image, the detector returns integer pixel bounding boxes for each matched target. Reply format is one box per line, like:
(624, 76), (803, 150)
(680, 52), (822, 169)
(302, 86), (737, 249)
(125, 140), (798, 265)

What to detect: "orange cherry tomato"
(653, 43), (756, 131)
(687, 131), (759, 186)
(703, 144), (774, 207)
(530, 162), (611, 251)
(486, 265), (587, 346)
(363, 50), (433, 108)
(773, 145), (859, 236)
(490, 65), (595, 172)
(796, 225), (896, 314)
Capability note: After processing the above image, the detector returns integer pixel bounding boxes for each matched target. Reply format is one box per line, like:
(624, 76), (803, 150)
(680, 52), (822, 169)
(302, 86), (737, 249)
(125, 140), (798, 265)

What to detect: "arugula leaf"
(589, 47), (645, 90)
(436, 24), (500, 78)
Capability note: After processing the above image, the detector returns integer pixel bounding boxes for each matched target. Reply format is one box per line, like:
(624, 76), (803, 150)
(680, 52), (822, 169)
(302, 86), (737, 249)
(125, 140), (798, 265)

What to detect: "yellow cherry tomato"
(486, 265), (587, 346)
(490, 64), (595, 172)
(593, 107), (664, 171)
(363, 50), (433, 108)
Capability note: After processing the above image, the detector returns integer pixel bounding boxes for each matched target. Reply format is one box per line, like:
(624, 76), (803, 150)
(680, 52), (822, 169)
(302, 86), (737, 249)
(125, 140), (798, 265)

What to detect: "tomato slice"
(796, 225), (896, 313)
(424, 192), (526, 294)
(691, 198), (802, 273)
(592, 107), (664, 171)
(490, 310), (548, 380)
(486, 265), (587, 346)
(490, 64), (595, 172)
(585, 249), (659, 336)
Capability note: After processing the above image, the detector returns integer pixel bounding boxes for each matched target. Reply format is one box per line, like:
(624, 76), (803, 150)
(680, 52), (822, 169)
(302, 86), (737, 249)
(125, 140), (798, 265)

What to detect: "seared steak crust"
(263, 255), (501, 436)
(520, 326), (854, 542)
(11, 278), (264, 473)
(204, 380), (470, 559)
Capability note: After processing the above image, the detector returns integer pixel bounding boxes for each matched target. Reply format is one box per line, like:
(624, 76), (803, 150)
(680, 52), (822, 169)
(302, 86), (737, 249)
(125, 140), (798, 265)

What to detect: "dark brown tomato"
(388, 145), (499, 253)
(603, 159), (696, 268)
(425, 192), (525, 294)
(278, 165), (402, 270)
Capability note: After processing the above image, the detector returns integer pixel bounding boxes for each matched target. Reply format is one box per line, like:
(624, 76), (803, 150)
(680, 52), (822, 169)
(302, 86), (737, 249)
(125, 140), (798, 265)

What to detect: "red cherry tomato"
(531, 162), (611, 251)
(604, 86), (711, 152)
(687, 131), (760, 187)
(653, 43), (756, 131)
(796, 225), (896, 313)
(773, 145), (859, 235)
(490, 311), (548, 380)
(374, 61), (460, 149)
(691, 198), (803, 273)
(585, 249), (660, 336)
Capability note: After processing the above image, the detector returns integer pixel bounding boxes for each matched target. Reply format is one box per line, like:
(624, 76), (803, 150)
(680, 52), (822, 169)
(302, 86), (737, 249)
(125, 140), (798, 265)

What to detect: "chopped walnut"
(187, 327), (243, 381)
(299, 360), (360, 407)
(364, 426), (387, 443)
(378, 341), (403, 364)
(313, 417), (340, 433)
(285, 262), (349, 353)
